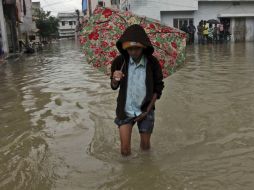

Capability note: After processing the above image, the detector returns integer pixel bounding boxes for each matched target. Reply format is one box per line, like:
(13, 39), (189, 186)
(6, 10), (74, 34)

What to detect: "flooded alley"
(1, 40), (254, 190)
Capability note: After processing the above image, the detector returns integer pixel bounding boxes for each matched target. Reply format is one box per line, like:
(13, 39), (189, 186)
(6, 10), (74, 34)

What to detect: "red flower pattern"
(171, 42), (177, 49)
(161, 28), (172, 33)
(149, 23), (155, 29)
(102, 9), (113, 18)
(119, 24), (125, 31)
(172, 51), (178, 59)
(95, 48), (103, 55)
(102, 41), (108, 48)
(169, 59), (175, 66)
(180, 33), (186, 38)
(109, 51), (117, 58)
(80, 7), (186, 78)
(79, 36), (86, 44)
(88, 31), (99, 40)
(154, 41), (160, 47)
(159, 59), (165, 67)
(104, 61), (111, 66)
(103, 22), (109, 27)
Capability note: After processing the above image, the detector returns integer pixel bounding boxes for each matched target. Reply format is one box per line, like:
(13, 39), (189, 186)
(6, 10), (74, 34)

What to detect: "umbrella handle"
(115, 60), (126, 81)
(120, 60), (125, 72)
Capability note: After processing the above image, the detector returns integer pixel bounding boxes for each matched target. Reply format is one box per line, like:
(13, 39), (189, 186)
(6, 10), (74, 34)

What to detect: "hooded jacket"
(111, 24), (164, 120)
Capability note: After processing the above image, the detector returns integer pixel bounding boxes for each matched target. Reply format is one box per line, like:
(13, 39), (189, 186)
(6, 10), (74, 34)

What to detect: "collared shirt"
(203, 23), (209, 35)
(125, 56), (147, 117)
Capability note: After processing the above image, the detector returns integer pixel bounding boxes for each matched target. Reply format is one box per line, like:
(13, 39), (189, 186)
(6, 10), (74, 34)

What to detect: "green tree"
(34, 8), (59, 41)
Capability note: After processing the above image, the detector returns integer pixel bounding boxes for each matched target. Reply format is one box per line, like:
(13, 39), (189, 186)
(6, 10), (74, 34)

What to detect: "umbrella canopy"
(207, 19), (220, 24)
(80, 7), (186, 78)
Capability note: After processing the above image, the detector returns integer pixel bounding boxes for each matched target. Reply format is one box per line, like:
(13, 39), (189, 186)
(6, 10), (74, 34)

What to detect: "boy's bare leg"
(119, 124), (133, 156)
(140, 133), (151, 151)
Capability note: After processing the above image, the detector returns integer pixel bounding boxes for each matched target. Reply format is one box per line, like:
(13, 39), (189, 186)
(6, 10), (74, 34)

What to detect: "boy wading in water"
(110, 24), (164, 156)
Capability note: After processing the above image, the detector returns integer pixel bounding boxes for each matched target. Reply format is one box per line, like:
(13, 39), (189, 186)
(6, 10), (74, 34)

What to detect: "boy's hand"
(113, 71), (125, 82)
(134, 112), (148, 122)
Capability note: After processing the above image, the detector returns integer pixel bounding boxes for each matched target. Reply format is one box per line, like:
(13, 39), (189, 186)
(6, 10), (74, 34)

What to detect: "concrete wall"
(161, 11), (195, 25)
(127, 0), (198, 20)
(246, 17), (254, 41)
(20, 0), (33, 35)
(0, 0), (9, 53)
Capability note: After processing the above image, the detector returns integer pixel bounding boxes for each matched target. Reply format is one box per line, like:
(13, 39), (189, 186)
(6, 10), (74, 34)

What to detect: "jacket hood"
(116, 24), (154, 55)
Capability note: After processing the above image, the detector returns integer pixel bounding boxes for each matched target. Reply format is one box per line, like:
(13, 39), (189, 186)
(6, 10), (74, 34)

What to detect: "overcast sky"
(32, 0), (82, 16)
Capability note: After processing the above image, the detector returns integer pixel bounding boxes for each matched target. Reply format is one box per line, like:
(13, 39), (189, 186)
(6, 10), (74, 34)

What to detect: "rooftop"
(57, 12), (78, 18)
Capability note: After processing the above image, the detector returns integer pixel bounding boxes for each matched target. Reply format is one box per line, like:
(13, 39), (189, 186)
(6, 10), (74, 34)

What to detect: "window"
(62, 21), (65, 26)
(173, 18), (194, 29)
(98, 1), (105, 7)
(111, 0), (120, 5)
(73, 21), (76, 25)
(69, 21), (73, 25)
(233, 2), (240, 6)
(173, 19), (178, 28)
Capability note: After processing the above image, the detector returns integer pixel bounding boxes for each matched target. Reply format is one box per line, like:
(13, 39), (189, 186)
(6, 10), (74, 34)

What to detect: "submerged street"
(1, 40), (254, 190)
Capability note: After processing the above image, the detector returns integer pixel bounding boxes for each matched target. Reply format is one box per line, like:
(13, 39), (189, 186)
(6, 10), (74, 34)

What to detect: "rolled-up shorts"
(114, 110), (155, 133)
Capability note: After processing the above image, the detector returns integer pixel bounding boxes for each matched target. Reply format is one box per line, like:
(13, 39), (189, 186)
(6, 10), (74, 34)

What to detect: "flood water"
(1, 40), (254, 190)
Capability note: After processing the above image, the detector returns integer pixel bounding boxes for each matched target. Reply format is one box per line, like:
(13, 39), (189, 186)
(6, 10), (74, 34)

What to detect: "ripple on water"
(1, 41), (254, 190)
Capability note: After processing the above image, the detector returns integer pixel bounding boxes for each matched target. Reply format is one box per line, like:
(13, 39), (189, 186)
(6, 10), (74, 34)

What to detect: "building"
(2, 0), (19, 53)
(0, 0), (8, 54)
(32, 1), (40, 10)
(19, 0), (34, 42)
(1, 0), (35, 53)
(29, 2), (40, 42)
(126, 0), (254, 42)
(82, 0), (121, 16)
(58, 12), (78, 38)
(91, 0), (119, 12)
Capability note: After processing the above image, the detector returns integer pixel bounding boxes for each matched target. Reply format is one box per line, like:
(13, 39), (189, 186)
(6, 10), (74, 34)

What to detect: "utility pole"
(88, 0), (92, 17)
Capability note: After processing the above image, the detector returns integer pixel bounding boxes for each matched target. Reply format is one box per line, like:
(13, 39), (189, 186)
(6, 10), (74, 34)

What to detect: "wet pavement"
(1, 40), (254, 190)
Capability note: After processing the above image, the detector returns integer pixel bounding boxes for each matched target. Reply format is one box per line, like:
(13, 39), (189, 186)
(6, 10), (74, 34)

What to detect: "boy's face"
(126, 47), (143, 60)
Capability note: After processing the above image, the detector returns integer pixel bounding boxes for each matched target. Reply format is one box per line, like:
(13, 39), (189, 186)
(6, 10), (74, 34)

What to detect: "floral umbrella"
(80, 7), (186, 78)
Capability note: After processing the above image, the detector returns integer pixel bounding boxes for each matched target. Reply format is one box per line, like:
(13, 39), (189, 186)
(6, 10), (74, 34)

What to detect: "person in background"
(180, 22), (190, 44)
(219, 23), (224, 43)
(213, 24), (219, 43)
(197, 21), (204, 44)
(202, 20), (209, 44)
(208, 23), (214, 43)
(180, 22), (189, 33)
(188, 22), (196, 44)
(224, 21), (231, 41)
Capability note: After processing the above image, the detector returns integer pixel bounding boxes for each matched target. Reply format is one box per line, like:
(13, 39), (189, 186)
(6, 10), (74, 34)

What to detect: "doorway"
(234, 17), (246, 42)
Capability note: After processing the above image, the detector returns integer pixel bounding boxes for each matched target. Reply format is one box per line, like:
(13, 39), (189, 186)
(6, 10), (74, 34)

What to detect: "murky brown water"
(1, 40), (254, 190)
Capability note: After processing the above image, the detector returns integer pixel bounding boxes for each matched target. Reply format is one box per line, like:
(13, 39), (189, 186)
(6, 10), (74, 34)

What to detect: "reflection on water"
(0, 41), (254, 190)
